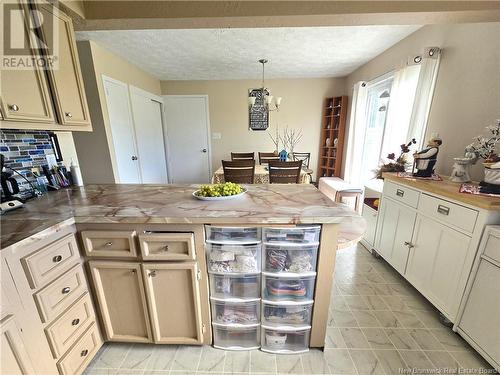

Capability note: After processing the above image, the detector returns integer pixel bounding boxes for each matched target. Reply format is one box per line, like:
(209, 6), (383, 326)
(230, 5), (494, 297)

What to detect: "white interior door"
(102, 76), (141, 183)
(130, 87), (168, 184)
(163, 95), (211, 183)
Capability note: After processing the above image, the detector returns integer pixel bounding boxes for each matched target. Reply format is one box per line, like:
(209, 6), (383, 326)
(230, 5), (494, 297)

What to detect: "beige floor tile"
(407, 329), (445, 351)
(250, 350), (277, 374)
(171, 346), (203, 372)
(120, 344), (155, 370)
(351, 310), (381, 328)
(324, 349), (357, 374)
(348, 349), (385, 375)
(331, 309), (359, 328)
(198, 346), (225, 372)
(362, 295), (389, 310)
(450, 350), (494, 371)
(276, 354), (303, 374)
(401, 295), (435, 312)
(362, 328), (395, 350)
(412, 310), (443, 329)
(385, 329), (420, 350)
(392, 311), (424, 329)
(84, 369), (120, 375)
(144, 371), (170, 375)
(223, 351), (250, 373)
(387, 282), (416, 297)
(330, 295), (349, 311)
(380, 296), (409, 311)
(344, 295), (371, 310)
(89, 343), (132, 369)
(146, 345), (177, 371)
(197, 372), (223, 375)
(356, 283), (379, 295)
(373, 310), (403, 328)
(424, 351), (459, 372)
(373, 349), (408, 374)
(429, 328), (470, 351)
(364, 272), (386, 284)
(339, 328), (370, 349)
(372, 284), (395, 296)
(301, 349), (330, 375)
(399, 350), (435, 370)
(325, 327), (347, 349)
(336, 283), (360, 296)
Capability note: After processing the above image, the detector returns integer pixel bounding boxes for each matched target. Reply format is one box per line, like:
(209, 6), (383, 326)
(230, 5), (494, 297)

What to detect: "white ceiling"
(76, 25), (421, 80)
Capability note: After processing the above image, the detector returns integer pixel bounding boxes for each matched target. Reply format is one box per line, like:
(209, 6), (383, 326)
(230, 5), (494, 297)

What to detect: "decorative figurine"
(413, 134), (442, 178)
(278, 149), (288, 161)
(450, 145), (479, 183)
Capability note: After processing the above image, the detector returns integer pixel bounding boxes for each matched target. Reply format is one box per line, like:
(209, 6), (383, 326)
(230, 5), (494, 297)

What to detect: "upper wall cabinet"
(0, 1), (92, 131)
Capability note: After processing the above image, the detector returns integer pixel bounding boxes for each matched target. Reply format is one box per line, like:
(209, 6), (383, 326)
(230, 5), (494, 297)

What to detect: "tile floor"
(85, 244), (495, 375)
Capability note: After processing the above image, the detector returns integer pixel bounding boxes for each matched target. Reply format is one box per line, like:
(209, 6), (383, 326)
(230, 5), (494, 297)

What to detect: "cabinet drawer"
(383, 181), (420, 208)
(34, 264), (87, 323)
(139, 233), (195, 260)
(419, 194), (478, 233)
(57, 322), (102, 375)
(21, 234), (80, 289)
(483, 228), (500, 263)
(81, 230), (137, 258)
(46, 293), (95, 359)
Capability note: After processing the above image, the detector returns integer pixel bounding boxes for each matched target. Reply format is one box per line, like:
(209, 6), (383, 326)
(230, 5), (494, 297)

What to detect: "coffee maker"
(1, 154), (24, 213)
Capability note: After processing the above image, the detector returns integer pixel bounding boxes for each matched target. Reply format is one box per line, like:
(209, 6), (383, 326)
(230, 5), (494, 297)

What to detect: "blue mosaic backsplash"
(1, 129), (56, 194)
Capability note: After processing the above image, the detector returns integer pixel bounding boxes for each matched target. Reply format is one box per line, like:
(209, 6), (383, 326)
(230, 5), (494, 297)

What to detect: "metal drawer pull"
(81, 349), (89, 357)
(72, 318), (80, 326)
(65, 112), (72, 118)
(53, 255), (63, 263)
(437, 205), (450, 216)
(163, 245), (169, 251)
(404, 241), (414, 249)
(9, 104), (20, 112)
(396, 189), (404, 197)
(62, 287), (71, 294)
(105, 242), (113, 246)
(149, 270), (157, 277)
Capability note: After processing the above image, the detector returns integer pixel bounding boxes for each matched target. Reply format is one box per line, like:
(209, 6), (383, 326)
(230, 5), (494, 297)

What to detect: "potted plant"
(374, 139), (417, 179)
(465, 120), (500, 185)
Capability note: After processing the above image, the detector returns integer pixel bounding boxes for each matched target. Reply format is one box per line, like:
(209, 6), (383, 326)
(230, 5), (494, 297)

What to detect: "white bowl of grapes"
(193, 183), (247, 201)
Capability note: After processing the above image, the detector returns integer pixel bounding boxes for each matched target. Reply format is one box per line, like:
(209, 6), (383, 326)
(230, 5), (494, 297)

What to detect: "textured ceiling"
(76, 26), (421, 80)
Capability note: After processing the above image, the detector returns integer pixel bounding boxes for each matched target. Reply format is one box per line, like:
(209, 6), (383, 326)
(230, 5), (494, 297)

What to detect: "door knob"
(9, 104), (19, 112)
(65, 112), (73, 118)
(404, 241), (414, 249)
(131, 156), (138, 160)
(202, 149), (207, 153)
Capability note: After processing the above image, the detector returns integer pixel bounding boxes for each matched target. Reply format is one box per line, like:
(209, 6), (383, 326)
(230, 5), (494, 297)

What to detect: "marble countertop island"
(1, 184), (365, 249)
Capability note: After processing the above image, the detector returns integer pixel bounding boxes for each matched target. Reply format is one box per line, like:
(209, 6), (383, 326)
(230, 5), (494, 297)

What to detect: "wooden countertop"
(383, 173), (500, 211)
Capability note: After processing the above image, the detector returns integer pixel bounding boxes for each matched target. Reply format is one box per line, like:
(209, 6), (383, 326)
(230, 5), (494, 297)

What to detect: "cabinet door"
(0, 1), (55, 123)
(142, 263), (203, 344)
(35, 3), (91, 127)
(406, 215), (470, 319)
(88, 261), (152, 343)
(1, 315), (36, 375)
(375, 198), (416, 274)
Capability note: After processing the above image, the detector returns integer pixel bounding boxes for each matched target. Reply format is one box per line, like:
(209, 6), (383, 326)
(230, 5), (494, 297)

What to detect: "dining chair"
(293, 152), (311, 169)
(222, 160), (255, 184)
(258, 152), (280, 165)
(268, 160), (303, 184)
(231, 152), (255, 161)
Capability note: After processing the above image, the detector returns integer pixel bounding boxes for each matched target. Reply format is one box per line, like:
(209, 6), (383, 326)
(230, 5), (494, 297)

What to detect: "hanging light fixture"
(248, 59), (282, 112)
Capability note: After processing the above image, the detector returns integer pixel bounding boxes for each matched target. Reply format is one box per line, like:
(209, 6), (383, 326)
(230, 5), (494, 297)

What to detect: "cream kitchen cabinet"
(88, 261), (152, 343)
(1, 315), (37, 375)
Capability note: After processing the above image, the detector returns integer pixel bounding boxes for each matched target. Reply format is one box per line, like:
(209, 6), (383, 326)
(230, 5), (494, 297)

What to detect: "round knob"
(202, 149), (207, 153)
(149, 270), (157, 277)
(163, 245), (169, 252)
(404, 241), (414, 249)
(131, 156), (138, 160)
(53, 255), (63, 263)
(105, 242), (113, 247)
(71, 318), (80, 326)
(9, 104), (19, 112)
(81, 349), (89, 357)
(65, 112), (73, 118)
(62, 287), (71, 294)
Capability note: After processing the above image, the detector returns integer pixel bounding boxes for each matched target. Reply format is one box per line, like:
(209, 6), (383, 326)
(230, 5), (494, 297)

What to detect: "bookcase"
(317, 96), (348, 178)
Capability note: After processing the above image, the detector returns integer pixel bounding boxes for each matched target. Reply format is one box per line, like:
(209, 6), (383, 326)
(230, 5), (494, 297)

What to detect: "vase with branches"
(268, 124), (280, 154)
(280, 126), (303, 159)
(374, 139), (417, 179)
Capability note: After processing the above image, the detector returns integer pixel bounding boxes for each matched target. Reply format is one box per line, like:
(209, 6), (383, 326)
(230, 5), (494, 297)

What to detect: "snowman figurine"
(413, 134), (442, 178)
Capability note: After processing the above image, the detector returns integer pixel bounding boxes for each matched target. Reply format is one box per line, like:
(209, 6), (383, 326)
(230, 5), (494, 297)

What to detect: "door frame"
(162, 95), (212, 184)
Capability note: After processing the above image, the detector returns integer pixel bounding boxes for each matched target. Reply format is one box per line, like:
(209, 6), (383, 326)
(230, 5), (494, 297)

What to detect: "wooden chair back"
(258, 152), (280, 165)
(222, 160), (255, 184)
(231, 152), (255, 161)
(293, 152), (311, 169)
(268, 160), (302, 184)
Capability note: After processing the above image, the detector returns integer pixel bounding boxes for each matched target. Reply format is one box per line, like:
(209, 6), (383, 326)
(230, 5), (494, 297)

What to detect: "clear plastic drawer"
(263, 226), (320, 244)
(212, 323), (260, 350)
(206, 243), (261, 273)
(210, 298), (260, 325)
(261, 326), (310, 354)
(263, 243), (318, 273)
(262, 300), (313, 327)
(206, 226), (261, 243)
(209, 274), (260, 299)
(262, 274), (315, 302)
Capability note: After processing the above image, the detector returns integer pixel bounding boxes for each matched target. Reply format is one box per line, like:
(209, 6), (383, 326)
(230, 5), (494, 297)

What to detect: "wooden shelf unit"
(317, 96), (348, 178)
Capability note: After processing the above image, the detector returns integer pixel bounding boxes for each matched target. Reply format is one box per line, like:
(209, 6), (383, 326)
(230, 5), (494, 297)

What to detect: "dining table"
(212, 164), (312, 184)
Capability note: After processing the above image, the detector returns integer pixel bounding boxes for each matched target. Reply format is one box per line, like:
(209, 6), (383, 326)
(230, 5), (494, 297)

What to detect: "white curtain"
(344, 81), (367, 185)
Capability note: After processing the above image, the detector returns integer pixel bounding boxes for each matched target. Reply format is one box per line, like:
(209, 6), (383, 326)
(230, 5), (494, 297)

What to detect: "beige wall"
(73, 40), (161, 183)
(345, 22), (500, 181)
(161, 78), (346, 178)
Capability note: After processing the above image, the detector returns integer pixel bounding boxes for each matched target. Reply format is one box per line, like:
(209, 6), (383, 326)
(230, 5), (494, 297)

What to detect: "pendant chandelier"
(248, 59), (282, 112)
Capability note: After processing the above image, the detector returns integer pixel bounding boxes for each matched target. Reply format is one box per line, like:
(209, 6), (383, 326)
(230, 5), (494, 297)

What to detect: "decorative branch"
(280, 126), (303, 156)
(268, 124), (280, 152)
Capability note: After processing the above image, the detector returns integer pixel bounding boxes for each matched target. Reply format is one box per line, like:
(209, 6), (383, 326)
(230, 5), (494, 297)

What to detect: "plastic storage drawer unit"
(211, 298), (260, 325)
(212, 323), (260, 350)
(261, 325), (311, 354)
(262, 300), (313, 327)
(209, 274), (260, 299)
(206, 242), (261, 274)
(263, 226), (320, 244)
(263, 243), (318, 274)
(206, 226), (261, 243)
(262, 273), (316, 301)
